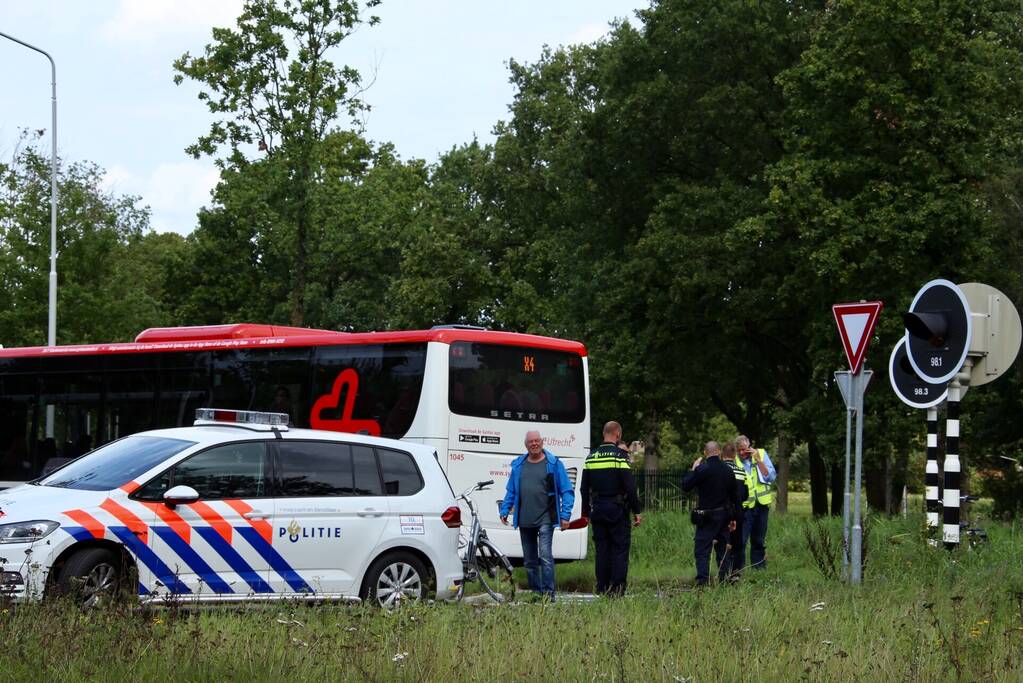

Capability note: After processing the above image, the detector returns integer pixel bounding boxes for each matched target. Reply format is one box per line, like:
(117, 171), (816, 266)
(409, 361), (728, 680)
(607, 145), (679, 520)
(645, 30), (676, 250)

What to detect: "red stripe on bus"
(186, 501), (233, 544)
(63, 509), (106, 539)
(140, 502), (191, 544)
(99, 498), (149, 544)
(223, 499), (273, 544)
(0, 328), (587, 358)
(119, 481), (140, 494)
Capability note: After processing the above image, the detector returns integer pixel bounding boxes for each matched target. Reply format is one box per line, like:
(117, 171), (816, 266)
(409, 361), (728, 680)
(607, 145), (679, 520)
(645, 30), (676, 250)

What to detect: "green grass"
(2, 495), (1022, 682)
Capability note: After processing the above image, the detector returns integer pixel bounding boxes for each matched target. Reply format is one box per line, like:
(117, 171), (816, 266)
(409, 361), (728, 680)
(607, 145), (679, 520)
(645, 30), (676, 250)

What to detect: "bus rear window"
(448, 342), (585, 423)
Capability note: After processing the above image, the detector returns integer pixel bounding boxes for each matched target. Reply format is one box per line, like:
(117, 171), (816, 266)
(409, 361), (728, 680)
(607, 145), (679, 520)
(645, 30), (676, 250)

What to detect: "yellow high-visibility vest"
(742, 449), (774, 508)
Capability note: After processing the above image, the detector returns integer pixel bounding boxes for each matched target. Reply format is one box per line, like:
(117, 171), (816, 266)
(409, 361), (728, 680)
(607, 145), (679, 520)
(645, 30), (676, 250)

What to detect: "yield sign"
(832, 301), (884, 374)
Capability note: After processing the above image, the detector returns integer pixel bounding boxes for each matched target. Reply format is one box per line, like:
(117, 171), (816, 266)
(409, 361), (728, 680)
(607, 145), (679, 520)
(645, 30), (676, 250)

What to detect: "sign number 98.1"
(930, 356), (942, 367)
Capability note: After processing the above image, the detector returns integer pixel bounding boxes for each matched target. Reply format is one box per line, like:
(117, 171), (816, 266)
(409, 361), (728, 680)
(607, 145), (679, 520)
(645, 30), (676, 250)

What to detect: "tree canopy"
(4, 0), (1023, 515)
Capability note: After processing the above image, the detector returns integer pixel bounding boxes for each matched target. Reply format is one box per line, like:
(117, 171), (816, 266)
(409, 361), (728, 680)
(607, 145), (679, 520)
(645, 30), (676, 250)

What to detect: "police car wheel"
(361, 552), (429, 607)
(57, 548), (121, 607)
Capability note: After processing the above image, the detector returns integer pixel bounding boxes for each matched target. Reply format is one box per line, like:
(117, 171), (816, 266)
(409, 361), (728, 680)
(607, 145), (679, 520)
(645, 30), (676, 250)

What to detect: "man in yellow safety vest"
(736, 435), (776, 570)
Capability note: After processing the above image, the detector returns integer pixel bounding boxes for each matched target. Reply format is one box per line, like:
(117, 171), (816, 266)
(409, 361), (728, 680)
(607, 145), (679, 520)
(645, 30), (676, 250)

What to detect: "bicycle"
(959, 494), (988, 548)
(454, 480), (516, 604)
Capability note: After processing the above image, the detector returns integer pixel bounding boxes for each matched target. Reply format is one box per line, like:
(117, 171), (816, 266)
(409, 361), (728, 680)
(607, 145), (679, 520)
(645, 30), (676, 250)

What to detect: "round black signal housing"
(889, 337), (947, 408)
(904, 279), (972, 384)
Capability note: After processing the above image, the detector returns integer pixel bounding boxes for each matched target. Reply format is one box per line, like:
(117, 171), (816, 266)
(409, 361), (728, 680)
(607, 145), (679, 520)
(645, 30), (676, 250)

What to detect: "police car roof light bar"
(195, 408), (290, 429)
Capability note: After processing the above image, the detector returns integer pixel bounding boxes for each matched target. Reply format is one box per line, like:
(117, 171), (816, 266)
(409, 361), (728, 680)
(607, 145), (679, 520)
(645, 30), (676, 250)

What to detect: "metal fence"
(636, 469), (693, 512)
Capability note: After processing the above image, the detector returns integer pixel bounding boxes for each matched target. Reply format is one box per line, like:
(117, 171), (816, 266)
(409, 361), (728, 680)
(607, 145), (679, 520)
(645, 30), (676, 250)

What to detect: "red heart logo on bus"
(310, 369), (382, 436)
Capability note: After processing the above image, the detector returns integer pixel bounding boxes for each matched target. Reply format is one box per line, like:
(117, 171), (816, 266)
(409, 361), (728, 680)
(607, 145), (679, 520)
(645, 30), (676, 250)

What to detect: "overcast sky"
(2, 1), (646, 235)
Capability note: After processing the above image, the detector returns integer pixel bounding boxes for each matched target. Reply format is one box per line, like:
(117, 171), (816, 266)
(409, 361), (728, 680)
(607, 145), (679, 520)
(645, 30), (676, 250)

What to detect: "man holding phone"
(735, 435), (777, 570)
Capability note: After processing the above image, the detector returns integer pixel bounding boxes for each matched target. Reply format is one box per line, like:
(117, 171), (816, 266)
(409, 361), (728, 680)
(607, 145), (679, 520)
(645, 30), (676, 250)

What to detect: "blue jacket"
(499, 449), (575, 528)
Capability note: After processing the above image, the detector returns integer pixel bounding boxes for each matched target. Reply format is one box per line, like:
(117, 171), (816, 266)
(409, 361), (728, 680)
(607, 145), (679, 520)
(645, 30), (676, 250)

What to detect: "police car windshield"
(38, 436), (196, 491)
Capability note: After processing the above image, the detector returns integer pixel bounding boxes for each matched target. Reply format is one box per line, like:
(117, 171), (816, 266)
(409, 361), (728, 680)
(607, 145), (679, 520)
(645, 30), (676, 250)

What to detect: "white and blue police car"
(0, 409), (463, 606)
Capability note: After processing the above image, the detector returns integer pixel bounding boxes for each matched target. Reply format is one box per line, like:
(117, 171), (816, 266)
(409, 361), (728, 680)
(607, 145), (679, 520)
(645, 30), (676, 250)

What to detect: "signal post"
(894, 280), (1021, 548)
(832, 301), (883, 584)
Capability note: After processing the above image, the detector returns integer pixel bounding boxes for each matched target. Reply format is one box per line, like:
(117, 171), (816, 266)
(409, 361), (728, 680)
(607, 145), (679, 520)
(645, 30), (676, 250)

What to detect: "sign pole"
(831, 301), (881, 585)
(850, 370), (865, 584)
(842, 402), (852, 579)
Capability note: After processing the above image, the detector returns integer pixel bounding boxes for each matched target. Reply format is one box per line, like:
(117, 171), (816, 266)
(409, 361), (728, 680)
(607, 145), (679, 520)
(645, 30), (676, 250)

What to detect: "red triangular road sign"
(832, 301), (884, 374)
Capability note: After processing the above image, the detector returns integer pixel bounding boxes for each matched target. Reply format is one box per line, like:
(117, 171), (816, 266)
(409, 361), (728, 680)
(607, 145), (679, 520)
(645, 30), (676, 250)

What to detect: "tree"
(441, 0), (1023, 517)
(174, 0), (380, 325)
(0, 141), (180, 346)
(386, 142), (504, 330)
(477, 1), (821, 459)
(758, 0), (1023, 513)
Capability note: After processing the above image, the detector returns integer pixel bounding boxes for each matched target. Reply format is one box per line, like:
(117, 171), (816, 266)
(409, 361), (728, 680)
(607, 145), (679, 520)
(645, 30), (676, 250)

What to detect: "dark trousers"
(693, 510), (730, 585)
(742, 504), (770, 569)
(725, 516), (745, 578)
(592, 514), (632, 595)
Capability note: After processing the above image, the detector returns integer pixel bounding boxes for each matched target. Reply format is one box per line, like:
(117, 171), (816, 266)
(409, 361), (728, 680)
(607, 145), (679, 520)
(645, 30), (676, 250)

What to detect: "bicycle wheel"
(964, 527), (988, 548)
(476, 539), (516, 604)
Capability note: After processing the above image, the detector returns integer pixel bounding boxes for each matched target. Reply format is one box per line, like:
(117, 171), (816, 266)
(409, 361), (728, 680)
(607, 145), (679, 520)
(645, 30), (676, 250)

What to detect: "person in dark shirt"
(580, 421), (642, 596)
(682, 441), (742, 586)
(721, 442), (748, 580)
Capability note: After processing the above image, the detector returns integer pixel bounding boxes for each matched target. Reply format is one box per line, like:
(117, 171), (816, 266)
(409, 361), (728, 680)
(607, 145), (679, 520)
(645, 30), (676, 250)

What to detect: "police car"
(0, 409), (463, 607)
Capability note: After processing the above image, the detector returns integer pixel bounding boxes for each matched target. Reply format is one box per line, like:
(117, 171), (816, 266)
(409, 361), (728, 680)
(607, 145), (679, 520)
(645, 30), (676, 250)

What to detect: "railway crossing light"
(903, 279), (972, 385)
(888, 338), (949, 409)
(894, 279), (1021, 550)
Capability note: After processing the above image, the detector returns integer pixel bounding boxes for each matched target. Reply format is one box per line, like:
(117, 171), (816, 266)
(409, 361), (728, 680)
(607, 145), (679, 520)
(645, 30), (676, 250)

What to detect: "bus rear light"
(441, 506), (462, 528)
(195, 408), (290, 429)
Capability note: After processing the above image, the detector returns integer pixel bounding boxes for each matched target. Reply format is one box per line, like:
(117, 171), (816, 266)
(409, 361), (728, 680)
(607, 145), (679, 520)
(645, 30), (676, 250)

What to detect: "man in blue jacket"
(500, 430), (575, 600)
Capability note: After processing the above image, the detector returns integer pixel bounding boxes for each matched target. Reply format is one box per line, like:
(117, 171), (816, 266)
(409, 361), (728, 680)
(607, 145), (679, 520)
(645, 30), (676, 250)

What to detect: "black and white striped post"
(942, 359), (973, 549)
(942, 387), (961, 548)
(902, 281), (1021, 550)
(889, 337), (947, 542)
(904, 279), (974, 550)
(925, 406), (940, 538)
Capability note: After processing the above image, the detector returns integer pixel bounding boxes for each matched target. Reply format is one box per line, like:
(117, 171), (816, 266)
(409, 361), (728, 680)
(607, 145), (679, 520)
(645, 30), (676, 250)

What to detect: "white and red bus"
(0, 324), (590, 560)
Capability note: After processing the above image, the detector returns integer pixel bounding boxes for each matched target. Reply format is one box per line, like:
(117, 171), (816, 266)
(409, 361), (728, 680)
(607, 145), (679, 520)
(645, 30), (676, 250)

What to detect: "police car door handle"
(357, 508), (383, 518)
(242, 509), (270, 520)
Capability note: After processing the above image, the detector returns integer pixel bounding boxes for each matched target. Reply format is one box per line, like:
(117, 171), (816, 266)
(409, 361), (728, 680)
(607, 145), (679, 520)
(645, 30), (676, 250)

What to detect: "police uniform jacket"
(681, 456), (743, 521)
(580, 443), (643, 515)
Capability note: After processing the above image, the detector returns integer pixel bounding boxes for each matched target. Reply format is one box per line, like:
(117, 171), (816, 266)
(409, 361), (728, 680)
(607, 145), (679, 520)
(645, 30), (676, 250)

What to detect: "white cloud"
(101, 0), (244, 44)
(566, 22), (610, 46)
(144, 161), (220, 234)
(101, 164), (140, 195)
(104, 160), (218, 235)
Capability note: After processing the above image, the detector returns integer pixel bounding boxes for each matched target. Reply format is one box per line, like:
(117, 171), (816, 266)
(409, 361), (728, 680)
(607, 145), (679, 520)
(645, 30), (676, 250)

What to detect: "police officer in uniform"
(722, 442), (747, 580)
(580, 421), (642, 596)
(682, 441), (744, 586)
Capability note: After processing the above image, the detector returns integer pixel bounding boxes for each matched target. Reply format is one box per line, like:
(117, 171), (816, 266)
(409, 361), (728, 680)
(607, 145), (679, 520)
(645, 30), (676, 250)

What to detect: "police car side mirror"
(163, 485), (200, 509)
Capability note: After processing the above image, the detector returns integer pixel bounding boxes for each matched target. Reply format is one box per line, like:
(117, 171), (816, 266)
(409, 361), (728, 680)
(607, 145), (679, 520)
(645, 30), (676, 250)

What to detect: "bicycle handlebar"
(460, 479), (497, 499)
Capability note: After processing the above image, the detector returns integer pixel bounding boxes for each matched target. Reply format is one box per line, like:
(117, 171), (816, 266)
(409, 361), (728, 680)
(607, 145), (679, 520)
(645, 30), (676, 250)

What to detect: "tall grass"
(1, 497), (1021, 682)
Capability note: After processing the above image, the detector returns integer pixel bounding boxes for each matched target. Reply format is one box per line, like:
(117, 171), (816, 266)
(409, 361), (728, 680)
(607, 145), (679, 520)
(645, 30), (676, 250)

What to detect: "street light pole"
(0, 31), (58, 437)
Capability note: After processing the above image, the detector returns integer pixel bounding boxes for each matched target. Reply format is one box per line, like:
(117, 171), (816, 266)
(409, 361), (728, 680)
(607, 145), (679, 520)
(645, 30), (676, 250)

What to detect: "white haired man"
(499, 430), (574, 600)
(735, 435), (777, 569)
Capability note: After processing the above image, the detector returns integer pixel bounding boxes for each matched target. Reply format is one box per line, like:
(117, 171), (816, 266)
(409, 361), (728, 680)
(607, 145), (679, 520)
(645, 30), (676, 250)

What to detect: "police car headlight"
(0, 520), (60, 543)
